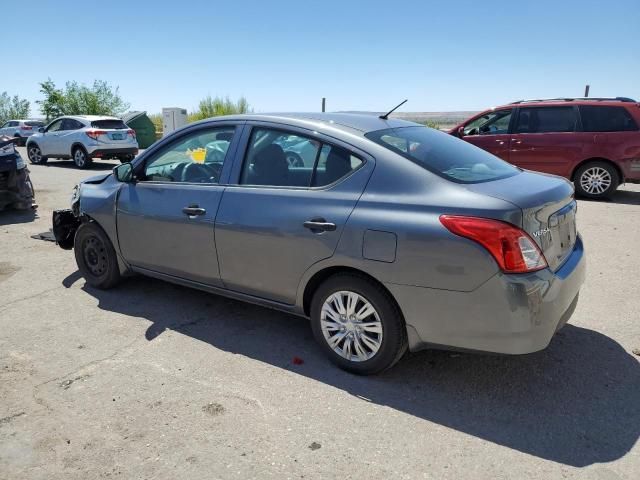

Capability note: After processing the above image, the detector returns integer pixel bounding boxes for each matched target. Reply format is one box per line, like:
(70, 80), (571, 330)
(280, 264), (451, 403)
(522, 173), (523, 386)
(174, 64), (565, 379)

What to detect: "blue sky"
(4, 0), (639, 115)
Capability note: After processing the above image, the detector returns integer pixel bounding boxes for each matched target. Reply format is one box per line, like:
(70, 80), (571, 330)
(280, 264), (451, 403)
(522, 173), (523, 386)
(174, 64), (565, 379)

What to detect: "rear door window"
(240, 128), (363, 188)
(579, 106), (639, 132)
(91, 119), (128, 129)
(515, 107), (577, 133)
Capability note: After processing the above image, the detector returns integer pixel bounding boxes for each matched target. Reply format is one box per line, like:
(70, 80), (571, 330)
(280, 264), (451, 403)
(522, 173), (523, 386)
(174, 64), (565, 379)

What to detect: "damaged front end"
(52, 209), (81, 250)
(0, 136), (36, 211)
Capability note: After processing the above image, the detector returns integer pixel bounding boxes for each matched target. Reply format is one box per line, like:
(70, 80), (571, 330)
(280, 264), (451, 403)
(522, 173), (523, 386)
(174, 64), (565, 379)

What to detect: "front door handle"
(303, 218), (336, 233)
(182, 205), (206, 216)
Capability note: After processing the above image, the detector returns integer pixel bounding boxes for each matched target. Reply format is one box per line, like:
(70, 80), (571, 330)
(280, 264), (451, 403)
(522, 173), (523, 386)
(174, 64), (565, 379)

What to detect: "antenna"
(379, 99), (408, 120)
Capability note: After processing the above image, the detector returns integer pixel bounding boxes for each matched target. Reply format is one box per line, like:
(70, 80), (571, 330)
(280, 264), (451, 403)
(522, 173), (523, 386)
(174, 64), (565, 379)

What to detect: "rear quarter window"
(366, 126), (519, 184)
(91, 120), (128, 129)
(579, 105), (639, 132)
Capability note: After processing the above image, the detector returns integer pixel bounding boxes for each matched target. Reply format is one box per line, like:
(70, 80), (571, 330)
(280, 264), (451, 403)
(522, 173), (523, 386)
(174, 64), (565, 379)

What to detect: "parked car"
(0, 135), (36, 211)
(52, 113), (585, 374)
(0, 119), (45, 146)
(450, 97), (640, 199)
(26, 115), (139, 169)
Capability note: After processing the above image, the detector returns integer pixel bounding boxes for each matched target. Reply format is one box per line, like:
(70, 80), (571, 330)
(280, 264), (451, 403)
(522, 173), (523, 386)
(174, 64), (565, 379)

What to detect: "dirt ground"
(1, 149), (639, 479)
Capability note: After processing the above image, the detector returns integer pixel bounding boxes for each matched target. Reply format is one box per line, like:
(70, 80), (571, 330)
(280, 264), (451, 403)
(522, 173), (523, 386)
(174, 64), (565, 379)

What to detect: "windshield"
(365, 126), (519, 183)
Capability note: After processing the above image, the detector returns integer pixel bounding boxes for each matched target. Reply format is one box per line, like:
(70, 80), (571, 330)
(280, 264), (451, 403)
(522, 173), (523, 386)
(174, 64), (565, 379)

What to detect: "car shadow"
(66, 273), (640, 468)
(0, 208), (38, 225)
(579, 187), (640, 206)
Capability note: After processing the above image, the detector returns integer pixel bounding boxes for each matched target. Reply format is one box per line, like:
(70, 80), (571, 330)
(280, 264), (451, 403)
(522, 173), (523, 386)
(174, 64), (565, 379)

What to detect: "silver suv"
(26, 115), (139, 169)
(0, 119), (45, 146)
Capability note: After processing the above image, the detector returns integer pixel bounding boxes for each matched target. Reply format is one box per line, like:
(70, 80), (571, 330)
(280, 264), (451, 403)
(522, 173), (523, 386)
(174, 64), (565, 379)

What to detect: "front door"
(459, 108), (513, 161)
(215, 125), (372, 304)
(39, 119), (64, 156)
(116, 124), (239, 286)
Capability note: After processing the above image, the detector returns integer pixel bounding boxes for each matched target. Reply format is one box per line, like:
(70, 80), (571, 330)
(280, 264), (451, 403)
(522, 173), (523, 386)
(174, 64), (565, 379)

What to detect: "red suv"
(450, 97), (640, 199)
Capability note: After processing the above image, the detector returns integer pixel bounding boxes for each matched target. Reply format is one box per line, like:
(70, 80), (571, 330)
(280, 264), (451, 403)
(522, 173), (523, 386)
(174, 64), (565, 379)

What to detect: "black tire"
(72, 146), (92, 169)
(27, 144), (47, 164)
(74, 222), (122, 289)
(310, 273), (407, 375)
(574, 161), (619, 200)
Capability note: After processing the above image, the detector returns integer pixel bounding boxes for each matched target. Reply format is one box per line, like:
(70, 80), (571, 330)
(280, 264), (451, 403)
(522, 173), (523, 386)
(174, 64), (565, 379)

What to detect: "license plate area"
(549, 201), (577, 266)
(111, 133), (124, 140)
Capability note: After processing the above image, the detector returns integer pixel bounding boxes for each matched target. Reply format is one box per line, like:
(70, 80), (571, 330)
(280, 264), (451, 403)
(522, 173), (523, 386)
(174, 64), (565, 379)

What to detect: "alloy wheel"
(74, 149), (87, 168)
(320, 291), (383, 362)
(28, 146), (42, 163)
(580, 167), (612, 195)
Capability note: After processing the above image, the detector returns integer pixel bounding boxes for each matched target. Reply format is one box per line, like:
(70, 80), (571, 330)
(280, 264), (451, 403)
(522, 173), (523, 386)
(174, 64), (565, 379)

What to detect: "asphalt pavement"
(1, 148), (639, 479)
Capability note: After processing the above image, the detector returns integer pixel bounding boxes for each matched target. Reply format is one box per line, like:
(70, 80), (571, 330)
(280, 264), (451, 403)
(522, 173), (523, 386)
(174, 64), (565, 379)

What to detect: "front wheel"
(27, 144), (47, 164)
(310, 273), (407, 375)
(73, 147), (92, 169)
(74, 222), (122, 289)
(574, 161), (619, 199)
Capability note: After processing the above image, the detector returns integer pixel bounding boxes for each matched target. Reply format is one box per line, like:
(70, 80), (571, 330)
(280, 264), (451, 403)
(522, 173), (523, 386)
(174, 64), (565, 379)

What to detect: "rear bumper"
(388, 235), (586, 354)
(86, 147), (138, 158)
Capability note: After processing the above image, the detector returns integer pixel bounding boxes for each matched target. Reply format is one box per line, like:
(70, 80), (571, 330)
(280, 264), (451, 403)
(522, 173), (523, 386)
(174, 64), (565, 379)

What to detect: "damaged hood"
(82, 172), (112, 185)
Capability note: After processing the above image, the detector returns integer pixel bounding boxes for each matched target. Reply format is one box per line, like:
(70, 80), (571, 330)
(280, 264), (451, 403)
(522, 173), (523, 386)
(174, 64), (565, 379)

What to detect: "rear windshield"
(91, 120), (128, 130)
(365, 126), (519, 183)
(25, 121), (45, 127)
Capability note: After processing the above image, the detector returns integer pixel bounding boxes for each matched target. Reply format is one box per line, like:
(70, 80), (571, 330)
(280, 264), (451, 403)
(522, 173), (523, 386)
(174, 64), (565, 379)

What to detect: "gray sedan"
(52, 113), (585, 374)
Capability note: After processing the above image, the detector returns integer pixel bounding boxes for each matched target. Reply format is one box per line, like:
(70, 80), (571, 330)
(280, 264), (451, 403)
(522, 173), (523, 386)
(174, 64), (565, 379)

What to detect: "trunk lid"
(464, 171), (577, 271)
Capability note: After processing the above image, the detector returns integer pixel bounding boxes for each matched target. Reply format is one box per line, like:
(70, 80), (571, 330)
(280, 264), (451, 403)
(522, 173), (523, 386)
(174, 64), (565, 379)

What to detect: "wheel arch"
(571, 157), (623, 184)
(71, 142), (89, 155)
(301, 265), (403, 319)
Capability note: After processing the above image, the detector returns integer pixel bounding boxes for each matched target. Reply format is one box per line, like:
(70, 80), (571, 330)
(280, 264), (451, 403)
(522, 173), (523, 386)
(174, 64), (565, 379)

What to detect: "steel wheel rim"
(75, 150), (86, 167)
(580, 167), (611, 195)
(320, 291), (383, 362)
(29, 146), (41, 163)
(83, 235), (107, 277)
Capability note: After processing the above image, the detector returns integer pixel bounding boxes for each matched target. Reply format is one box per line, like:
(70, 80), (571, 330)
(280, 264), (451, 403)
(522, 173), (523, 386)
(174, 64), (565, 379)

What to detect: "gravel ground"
(1, 149), (639, 479)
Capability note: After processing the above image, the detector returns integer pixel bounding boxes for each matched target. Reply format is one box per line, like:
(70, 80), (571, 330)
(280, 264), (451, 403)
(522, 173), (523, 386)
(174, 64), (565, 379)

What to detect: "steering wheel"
(182, 162), (218, 183)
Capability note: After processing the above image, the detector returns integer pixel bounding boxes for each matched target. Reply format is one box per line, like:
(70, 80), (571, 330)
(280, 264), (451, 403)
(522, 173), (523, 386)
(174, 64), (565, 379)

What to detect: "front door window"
(464, 109), (513, 136)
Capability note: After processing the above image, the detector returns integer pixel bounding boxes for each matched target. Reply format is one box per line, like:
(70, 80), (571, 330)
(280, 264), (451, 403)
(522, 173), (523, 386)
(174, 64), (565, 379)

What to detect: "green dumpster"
(122, 111), (156, 149)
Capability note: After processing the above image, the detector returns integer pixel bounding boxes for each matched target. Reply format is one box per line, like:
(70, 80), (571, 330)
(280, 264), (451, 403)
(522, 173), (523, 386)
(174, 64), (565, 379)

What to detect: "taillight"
(439, 215), (548, 273)
(21, 125), (32, 131)
(127, 129), (136, 138)
(86, 130), (107, 140)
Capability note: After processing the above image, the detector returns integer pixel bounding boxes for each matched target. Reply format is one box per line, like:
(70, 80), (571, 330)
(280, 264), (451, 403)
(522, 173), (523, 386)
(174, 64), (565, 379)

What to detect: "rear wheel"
(73, 146), (92, 169)
(27, 144), (47, 164)
(310, 273), (407, 375)
(574, 161), (619, 199)
(74, 222), (121, 289)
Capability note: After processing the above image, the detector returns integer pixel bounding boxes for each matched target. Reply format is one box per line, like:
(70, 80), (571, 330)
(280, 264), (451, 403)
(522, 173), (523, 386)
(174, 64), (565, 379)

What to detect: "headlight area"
(70, 184), (80, 215)
(15, 152), (26, 170)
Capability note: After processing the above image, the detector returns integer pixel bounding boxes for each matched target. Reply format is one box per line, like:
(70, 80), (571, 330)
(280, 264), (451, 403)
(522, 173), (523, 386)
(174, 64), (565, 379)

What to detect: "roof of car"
(196, 112), (420, 134)
(502, 97), (638, 108)
(61, 115), (121, 122)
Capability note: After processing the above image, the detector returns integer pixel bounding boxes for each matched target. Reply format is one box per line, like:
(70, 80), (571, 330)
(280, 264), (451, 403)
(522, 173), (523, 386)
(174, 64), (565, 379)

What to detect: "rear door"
(509, 106), (580, 177)
(116, 123), (240, 286)
(214, 124), (372, 304)
(458, 109), (513, 161)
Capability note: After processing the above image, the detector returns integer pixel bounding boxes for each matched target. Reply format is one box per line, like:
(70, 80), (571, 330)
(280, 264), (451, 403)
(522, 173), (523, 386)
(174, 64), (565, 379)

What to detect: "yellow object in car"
(188, 148), (206, 163)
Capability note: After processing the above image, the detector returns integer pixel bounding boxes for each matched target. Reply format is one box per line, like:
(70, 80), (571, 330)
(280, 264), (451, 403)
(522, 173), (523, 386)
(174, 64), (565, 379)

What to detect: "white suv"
(26, 115), (139, 169)
(0, 120), (46, 146)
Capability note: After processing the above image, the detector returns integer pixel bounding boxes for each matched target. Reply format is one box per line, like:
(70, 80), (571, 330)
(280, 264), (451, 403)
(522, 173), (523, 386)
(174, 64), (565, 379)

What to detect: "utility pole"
(584, 85), (590, 97)
(321, 97), (326, 112)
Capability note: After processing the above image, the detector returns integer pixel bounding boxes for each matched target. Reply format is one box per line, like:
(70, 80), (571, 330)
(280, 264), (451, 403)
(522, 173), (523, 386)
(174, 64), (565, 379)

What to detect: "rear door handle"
(303, 218), (336, 232)
(182, 205), (206, 216)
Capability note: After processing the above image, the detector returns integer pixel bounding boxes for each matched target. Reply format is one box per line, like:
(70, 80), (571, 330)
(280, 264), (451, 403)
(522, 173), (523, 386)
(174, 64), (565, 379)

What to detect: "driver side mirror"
(38, 127), (45, 133)
(114, 163), (134, 183)
(457, 126), (465, 137)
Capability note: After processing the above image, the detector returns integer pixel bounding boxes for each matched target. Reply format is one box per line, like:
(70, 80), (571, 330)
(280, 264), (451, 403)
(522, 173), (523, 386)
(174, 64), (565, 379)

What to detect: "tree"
(188, 95), (251, 122)
(36, 78), (130, 120)
(0, 92), (31, 124)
